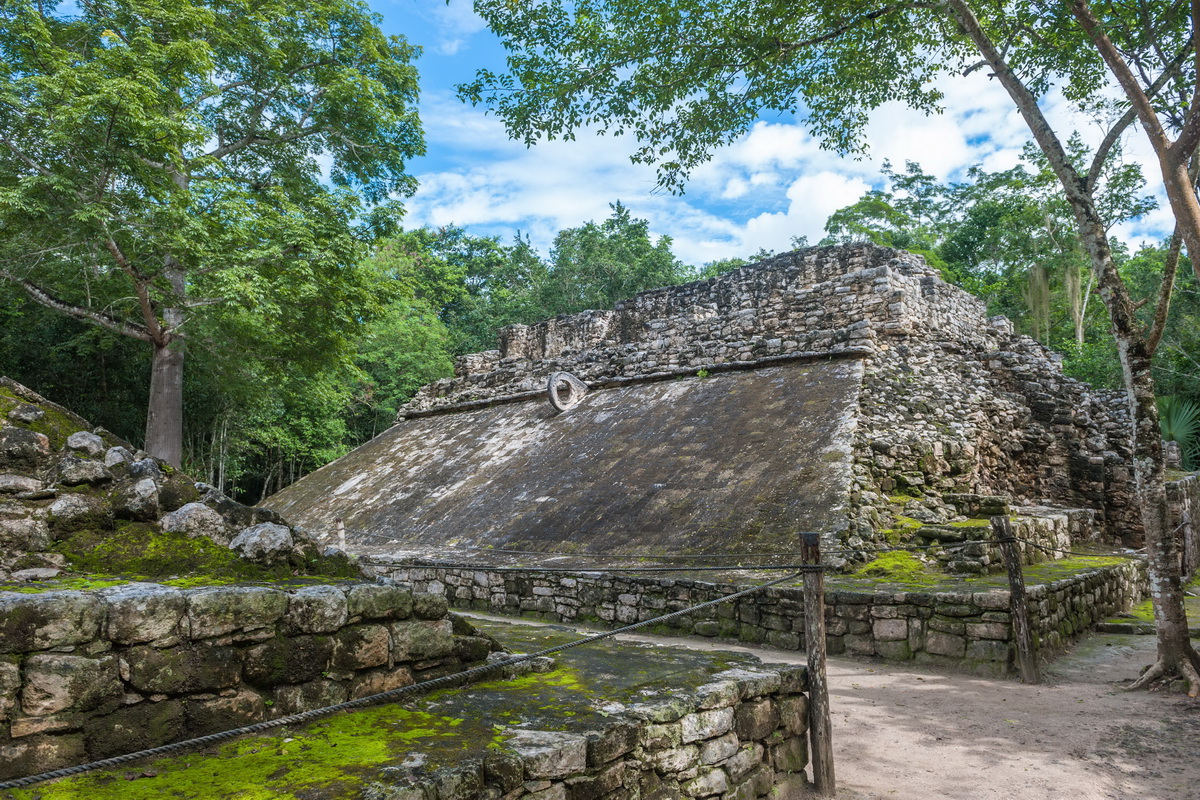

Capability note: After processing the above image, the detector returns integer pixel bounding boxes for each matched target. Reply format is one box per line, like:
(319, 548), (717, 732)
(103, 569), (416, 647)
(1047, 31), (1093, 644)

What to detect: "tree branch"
(1086, 39), (1193, 192)
(0, 136), (53, 177)
(0, 269), (153, 343)
(1146, 227), (1181, 355)
(1071, 0), (1173, 159)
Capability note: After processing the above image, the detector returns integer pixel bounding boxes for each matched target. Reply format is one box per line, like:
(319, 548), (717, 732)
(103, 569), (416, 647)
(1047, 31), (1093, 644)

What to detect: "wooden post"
(991, 516), (1040, 684)
(800, 532), (835, 796)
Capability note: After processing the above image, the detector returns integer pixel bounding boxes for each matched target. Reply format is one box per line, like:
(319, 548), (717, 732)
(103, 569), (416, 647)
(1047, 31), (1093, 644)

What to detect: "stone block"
(21, 653), (121, 716)
(723, 742), (765, 781)
(414, 592), (450, 619)
(844, 634), (876, 655)
(0, 428), (51, 472)
(872, 618), (908, 641)
(49, 494), (112, 535)
(484, 750), (525, 792)
(185, 689), (266, 735)
(712, 668), (780, 699)
(680, 707), (734, 743)
(272, 678), (350, 717)
(346, 583), (413, 621)
(566, 761), (625, 800)
(329, 624), (390, 672)
(0, 592), (104, 652)
(0, 734), (85, 781)
(924, 630), (966, 658)
(776, 696), (808, 736)
(699, 732), (739, 764)
(123, 643), (241, 694)
(692, 679), (741, 710)
(510, 730), (588, 779)
(966, 621), (1010, 641)
(284, 585), (348, 634)
(640, 721), (683, 750)
(681, 767), (727, 797)
(390, 619), (454, 662)
(875, 639), (913, 660)
(966, 639), (1012, 663)
(435, 763), (484, 800)
(83, 699), (185, 759)
(733, 698), (779, 741)
(348, 667), (414, 699)
(243, 636), (333, 686)
(771, 735), (808, 773)
(653, 744), (699, 772)
(585, 720), (638, 766)
(187, 586), (287, 639)
(0, 657), (18, 717)
(102, 583), (185, 645)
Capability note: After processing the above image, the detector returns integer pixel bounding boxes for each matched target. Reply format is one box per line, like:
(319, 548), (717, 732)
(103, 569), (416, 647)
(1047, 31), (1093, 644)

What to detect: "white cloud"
(404, 63), (1175, 270)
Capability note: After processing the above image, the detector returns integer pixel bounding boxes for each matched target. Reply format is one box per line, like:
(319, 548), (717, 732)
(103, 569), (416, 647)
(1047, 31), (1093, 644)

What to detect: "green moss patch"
(1107, 572), (1200, 626)
(851, 552), (941, 587)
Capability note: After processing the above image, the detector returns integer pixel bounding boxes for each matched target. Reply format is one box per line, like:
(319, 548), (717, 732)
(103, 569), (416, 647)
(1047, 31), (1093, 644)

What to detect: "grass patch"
(852, 551), (941, 587)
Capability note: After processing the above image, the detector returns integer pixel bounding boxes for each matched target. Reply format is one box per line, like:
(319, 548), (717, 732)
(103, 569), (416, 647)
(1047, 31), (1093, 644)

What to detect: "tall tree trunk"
(144, 264), (186, 467)
(946, 0), (1200, 693)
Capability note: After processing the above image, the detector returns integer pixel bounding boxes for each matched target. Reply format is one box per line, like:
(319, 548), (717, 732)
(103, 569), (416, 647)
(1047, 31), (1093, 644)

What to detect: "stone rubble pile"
(0, 377), (350, 580)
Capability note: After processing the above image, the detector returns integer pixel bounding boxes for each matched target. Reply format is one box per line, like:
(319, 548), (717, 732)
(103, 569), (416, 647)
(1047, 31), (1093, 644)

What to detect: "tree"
(463, 0), (1200, 691)
(0, 0), (423, 465)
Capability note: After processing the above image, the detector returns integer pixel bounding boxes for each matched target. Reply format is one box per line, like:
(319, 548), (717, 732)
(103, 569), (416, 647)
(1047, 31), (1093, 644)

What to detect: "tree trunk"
(144, 264), (186, 467)
(145, 336), (184, 467)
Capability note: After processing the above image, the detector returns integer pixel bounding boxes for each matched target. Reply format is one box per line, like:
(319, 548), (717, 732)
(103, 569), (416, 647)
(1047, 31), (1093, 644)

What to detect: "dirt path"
(462, 614), (1200, 800)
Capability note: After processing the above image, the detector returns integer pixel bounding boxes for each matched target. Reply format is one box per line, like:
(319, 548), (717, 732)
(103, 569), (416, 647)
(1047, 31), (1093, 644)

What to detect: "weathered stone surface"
(0, 658), (21, 717)
(160, 502), (230, 546)
(346, 583), (413, 621)
(284, 585), (349, 634)
(0, 474), (43, 494)
(186, 586), (288, 639)
(693, 679), (741, 710)
(7, 404), (44, 424)
(272, 679), (349, 717)
(924, 630), (966, 658)
(0, 514), (50, 550)
(348, 667), (413, 699)
(723, 743), (765, 781)
(103, 583), (185, 645)
(48, 493), (111, 533)
(185, 689), (266, 735)
(243, 636), (333, 686)
(0, 592), (104, 652)
(66, 431), (105, 458)
(733, 698), (779, 741)
(21, 654), (121, 716)
(771, 736), (808, 773)
(55, 456), (113, 486)
(123, 643), (241, 694)
(113, 477), (160, 521)
(0, 734), (86, 780)
(103, 446), (133, 469)
(413, 592), (449, 620)
(680, 707), (734, 743)
(653, 744), (699, 772)
(776, 696), (808, 735)
(330, 624), (390, 671)
(82, 699), (185, 759)
(681, 767), (727, 798)
(0, 428), (51, 472)
(699, 733), (739, 765)
(585, 720), (638, 766)
(390, 619), (454, 661)
(228, 522), (293, 566)
(509, 730), (588, 779)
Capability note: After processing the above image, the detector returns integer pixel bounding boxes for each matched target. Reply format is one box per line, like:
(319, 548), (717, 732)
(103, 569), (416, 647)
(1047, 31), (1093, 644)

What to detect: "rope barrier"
(0, 569), (809, 791)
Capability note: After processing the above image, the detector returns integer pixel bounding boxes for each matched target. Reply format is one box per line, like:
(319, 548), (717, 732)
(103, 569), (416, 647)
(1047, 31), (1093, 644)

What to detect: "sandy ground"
(463, 614), (1200, 800)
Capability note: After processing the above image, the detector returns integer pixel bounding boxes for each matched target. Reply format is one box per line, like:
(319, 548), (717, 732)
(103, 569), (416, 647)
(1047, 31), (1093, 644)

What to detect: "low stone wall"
(0, 581), (496, 780)
(373, 663), (811, 800)
(372, 558), (1147, 676)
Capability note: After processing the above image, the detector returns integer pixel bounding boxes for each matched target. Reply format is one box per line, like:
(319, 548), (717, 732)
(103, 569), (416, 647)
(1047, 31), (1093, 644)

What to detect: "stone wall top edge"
(0, 578), (410, 604)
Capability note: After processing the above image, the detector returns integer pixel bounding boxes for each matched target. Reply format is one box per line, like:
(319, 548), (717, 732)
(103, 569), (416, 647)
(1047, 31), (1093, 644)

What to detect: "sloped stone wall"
(0, 581), (496, 780)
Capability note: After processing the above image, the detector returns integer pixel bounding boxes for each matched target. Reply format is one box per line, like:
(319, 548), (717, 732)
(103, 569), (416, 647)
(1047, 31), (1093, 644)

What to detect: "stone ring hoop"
(547, 372), (589, 412)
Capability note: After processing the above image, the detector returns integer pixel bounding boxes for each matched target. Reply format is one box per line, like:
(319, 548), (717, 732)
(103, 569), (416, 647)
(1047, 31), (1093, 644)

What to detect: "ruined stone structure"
(268, 244), (1143, 562)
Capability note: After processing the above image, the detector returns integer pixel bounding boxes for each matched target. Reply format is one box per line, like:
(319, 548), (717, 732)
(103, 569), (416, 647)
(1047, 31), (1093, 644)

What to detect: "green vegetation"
(852, 552), (941, 587)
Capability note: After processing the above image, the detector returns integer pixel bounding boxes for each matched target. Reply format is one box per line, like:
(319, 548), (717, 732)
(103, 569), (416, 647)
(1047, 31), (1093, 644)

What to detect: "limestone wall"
(395, 665), (812, 800)
(0, 581), (496, 780)
(372, 559), (1146, 676)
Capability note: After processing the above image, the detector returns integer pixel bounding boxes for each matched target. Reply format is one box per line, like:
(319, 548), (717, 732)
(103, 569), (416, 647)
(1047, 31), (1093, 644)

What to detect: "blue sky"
(375, 0), (1174, 267)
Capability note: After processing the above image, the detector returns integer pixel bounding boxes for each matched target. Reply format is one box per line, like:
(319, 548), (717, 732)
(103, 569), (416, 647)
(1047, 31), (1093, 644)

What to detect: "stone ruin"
(268, 243), (1195, 573)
